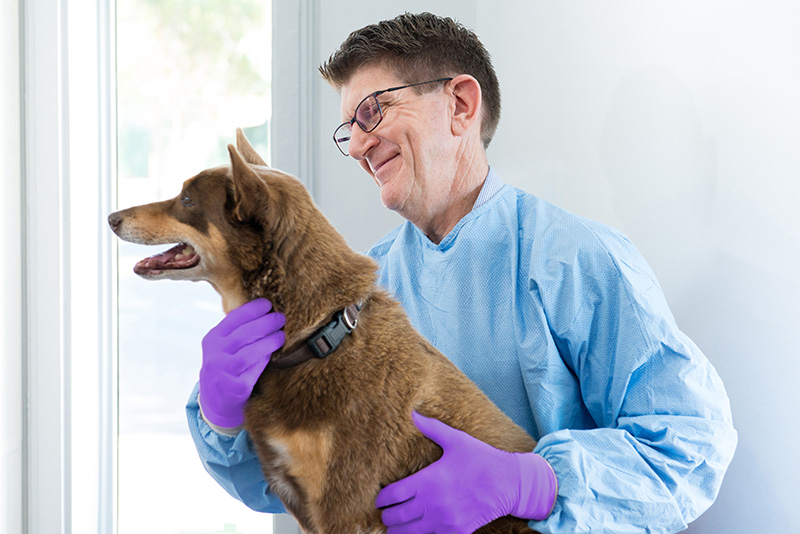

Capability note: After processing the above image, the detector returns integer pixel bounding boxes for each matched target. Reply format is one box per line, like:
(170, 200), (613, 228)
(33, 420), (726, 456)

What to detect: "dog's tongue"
(134, 243), (200, 275)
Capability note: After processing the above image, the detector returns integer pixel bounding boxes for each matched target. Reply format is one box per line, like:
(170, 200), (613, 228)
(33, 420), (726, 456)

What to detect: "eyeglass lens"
(334, 95), (382, 156)
(334, 124), (352, 156)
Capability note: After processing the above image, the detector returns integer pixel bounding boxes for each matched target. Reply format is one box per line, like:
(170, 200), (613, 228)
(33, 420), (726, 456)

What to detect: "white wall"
(0, 0), (23, 531)
(477, 2), (799, 531)
(309, 1), (800, 531)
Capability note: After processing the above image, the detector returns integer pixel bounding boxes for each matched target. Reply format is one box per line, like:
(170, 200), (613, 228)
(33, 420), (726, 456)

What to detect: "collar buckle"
(272, 302), (363, 367)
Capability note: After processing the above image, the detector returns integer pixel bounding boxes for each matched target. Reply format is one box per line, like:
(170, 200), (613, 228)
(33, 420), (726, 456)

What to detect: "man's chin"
(379, 191), (401, 212)
(378, 184), (406, 213)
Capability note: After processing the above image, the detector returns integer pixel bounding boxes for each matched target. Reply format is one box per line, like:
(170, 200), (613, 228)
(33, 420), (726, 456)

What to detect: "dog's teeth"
(183, 245), (195, 255)
(175, 253), (185, 259)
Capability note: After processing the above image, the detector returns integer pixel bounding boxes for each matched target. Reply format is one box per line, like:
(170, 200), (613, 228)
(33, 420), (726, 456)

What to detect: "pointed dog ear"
(228, 143), (267, 222)
(236, 127), (268, 167)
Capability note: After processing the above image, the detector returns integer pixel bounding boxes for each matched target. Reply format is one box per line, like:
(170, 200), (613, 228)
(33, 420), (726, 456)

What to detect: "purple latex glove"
(376, 412), (557, 534)
(198, 298), (285, 428)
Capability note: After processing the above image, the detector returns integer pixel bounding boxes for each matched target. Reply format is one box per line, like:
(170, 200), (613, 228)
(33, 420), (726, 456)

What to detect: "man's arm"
(530, 229), (737, 533)
(185, 298), (287, 513)
(186, 382), (286, 513)
(532, 355), (736, 532)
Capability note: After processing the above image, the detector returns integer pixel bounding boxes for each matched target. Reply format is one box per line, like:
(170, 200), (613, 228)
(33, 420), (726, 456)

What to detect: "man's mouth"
(372, 154), (399, 178)
(134, 243), (201, 276)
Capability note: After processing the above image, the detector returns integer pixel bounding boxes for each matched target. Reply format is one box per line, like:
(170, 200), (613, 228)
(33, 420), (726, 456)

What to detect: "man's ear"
(449, 75), (482, 139)
(235, 127), (268, 166)
(228, 144), (267, 222)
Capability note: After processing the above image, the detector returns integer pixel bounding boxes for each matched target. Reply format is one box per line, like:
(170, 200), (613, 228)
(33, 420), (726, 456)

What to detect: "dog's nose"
(108, 212), (122, 231)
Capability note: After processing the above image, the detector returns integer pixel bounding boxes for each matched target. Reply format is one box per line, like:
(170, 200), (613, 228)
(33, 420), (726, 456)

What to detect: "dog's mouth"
(134, 243), (201, 276)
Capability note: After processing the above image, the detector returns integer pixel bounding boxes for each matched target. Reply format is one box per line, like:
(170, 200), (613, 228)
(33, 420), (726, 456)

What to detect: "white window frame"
(22, 0), (314, 533)
(271, 0), (319, 196)
(23, 0), (75, 532)
(23, 0), (118, 533)
(269, 2), (319, 532)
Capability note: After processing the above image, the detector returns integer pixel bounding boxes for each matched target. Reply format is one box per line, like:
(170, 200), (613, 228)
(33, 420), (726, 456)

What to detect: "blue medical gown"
(187, 173), (736, 532)
(187, 382), (286, 513)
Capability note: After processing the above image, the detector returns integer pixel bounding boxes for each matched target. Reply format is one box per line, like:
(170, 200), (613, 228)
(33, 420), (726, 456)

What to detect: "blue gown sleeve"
(529, 229), (737, 533)
(185, 382), (286, 513)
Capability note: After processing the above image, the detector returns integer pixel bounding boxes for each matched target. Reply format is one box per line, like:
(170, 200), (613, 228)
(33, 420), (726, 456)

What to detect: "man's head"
(320, 12), (500, 149)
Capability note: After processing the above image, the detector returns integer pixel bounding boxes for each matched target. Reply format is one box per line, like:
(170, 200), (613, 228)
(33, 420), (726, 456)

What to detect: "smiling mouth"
(134, 243), (201, 276)
(372, 154), (399, 174)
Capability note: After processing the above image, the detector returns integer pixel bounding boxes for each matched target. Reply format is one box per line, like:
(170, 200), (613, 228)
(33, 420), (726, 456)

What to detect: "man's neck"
(418, 158), (489, 244)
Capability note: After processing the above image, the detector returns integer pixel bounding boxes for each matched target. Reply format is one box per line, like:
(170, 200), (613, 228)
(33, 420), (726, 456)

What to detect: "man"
(187, 12), (736, 533)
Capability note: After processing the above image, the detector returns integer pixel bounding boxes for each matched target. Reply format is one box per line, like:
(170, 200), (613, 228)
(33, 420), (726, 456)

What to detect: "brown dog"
(108, 130), (540, 534)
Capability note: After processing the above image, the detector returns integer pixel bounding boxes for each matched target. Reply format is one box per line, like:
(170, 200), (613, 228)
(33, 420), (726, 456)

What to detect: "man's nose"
(347, 124), (377, 160)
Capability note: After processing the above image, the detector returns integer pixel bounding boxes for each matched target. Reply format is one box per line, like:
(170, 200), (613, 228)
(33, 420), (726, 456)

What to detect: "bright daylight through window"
(116, 1), (272, 532)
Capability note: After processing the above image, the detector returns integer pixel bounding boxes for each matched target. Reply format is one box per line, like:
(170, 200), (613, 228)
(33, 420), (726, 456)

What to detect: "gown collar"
(413, 167), (508, 251)
(472, 167), (505, 212)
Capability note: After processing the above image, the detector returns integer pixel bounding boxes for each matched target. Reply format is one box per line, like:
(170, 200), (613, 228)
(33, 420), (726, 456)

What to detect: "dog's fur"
(109, 130), (541, 534)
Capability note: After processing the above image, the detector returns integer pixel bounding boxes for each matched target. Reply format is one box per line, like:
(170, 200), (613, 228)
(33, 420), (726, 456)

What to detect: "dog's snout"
(108, 211), (123, 231)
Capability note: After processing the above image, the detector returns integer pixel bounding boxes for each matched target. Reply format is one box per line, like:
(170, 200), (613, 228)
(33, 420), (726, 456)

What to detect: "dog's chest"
(253, 425), (333, 527)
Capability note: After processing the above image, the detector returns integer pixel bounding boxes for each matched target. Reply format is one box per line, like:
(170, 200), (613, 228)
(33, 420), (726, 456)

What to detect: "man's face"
(339, 65), (457, 221)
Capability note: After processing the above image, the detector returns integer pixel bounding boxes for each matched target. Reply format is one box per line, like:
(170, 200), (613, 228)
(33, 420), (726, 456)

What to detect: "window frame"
(22, 0), (312, 533)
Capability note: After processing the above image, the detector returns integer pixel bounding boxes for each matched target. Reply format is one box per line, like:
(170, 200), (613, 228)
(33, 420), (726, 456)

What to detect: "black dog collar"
(270, 302), (362, 369)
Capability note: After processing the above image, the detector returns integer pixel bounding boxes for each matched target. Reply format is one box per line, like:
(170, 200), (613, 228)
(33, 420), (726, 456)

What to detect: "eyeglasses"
(333, 77), (453, 157)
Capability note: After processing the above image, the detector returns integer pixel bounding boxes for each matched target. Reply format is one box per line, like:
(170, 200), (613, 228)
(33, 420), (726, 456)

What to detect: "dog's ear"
(228, 144), (267, 222)
(235, 127), (268, 167)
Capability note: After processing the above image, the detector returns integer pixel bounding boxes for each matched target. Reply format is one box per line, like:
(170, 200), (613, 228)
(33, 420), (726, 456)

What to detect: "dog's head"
(109, 128), (362, 315)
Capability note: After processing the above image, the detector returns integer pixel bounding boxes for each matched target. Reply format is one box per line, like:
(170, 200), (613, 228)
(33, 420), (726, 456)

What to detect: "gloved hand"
(198, 298), (285, 429)
(376, 411), (557, 534)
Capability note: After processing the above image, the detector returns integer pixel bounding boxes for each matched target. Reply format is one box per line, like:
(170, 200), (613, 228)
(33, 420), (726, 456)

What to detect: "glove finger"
(411, 411), (467, 451)
(376, 478), (418, 510)
(380, 500), (425, 527)
(223, 311), (286, 353)
(234, 330), (286, 379)
(224, 376), (258, 404)
(253, 309), (287, 335)
(214, 298), (274, 337)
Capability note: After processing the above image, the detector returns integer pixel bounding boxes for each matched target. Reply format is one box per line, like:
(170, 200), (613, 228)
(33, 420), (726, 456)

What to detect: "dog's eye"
(181, 194), (194, 207)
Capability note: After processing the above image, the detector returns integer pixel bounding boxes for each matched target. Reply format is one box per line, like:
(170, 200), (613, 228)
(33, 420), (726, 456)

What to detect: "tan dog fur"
(109, 130), (540, 534)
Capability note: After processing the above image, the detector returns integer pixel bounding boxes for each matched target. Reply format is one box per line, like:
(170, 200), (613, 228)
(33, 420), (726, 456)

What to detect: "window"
(116, 1), (273, 532)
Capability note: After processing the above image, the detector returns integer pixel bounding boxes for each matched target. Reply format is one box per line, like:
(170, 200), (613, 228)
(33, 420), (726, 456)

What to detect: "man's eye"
(181, 194), (194, 207)
(368, 100), (384, 115)
(358, 98), (382, 121)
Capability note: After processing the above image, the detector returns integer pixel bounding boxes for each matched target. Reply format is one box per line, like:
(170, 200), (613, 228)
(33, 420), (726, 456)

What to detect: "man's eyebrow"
(376, 91), (401, 104)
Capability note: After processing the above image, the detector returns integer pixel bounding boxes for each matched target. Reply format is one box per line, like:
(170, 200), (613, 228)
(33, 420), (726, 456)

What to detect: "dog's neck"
(215, 279), (251, 314)
(232, 222), (378, 349)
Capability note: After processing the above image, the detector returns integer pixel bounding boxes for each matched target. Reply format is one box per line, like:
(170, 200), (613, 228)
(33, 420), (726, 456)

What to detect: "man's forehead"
(340, 65), (403, 114)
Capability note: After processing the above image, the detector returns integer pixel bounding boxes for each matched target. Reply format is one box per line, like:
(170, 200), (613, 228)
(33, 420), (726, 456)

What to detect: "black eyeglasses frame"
(332, 77), (454, 156)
